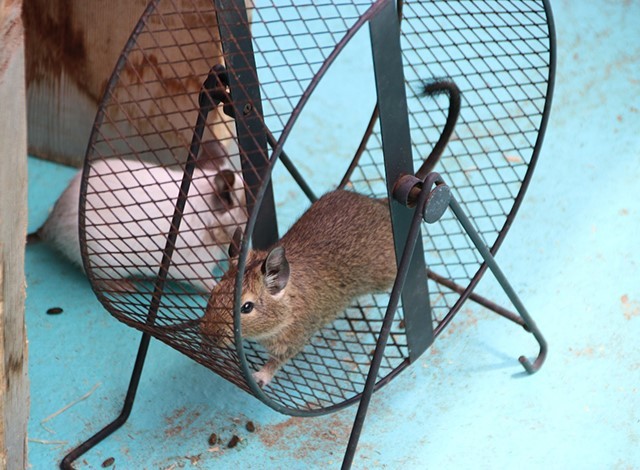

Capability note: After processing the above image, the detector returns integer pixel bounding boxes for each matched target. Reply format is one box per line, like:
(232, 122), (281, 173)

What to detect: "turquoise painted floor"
(25, 1), (639, 469)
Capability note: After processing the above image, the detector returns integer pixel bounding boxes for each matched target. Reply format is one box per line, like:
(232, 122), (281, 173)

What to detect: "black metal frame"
(372, 0), (433, 362)
(62, 0), (555, 467)
(63, 61), (235, 470)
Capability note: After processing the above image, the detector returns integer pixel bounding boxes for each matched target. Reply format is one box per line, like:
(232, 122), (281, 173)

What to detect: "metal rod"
(143, 65), (219, 326)
(62, 67), (221, 468)
(448, 196), (547, 373)
(205, 66), (317, 204)
(215, 0), (278, 251)
(265, 129), (317, 202)
(426, 269), (528, 329)
(337, 1), (403, 190)
(338, 105), (379, 189)
(370, 0), (433, 363)
(60, 332), (152, 469)
(342, 178), (431, 470)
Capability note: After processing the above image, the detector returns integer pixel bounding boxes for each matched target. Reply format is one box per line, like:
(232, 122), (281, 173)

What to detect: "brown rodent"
(201, 189), (397, 387)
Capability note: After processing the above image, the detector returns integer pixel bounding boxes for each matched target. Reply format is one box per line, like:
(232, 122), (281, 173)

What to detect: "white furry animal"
(34, 153), (247, 293)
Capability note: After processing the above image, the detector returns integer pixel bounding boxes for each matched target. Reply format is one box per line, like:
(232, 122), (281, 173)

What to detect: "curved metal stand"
(448, 196), (548, 373)
(341, 2), (546, 466)
(60, 333), (151, 469)
(341, 173), (437, 470)
(341, 173), (547, 470)
(62, 64), (226, 469)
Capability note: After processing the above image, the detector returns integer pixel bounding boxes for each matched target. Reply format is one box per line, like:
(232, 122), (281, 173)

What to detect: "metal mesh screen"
(350, 0), (552, 331)
(80, 0), (553, 415)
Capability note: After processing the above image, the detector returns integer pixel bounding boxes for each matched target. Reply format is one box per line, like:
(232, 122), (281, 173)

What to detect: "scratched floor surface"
(26, 1), (640, 469)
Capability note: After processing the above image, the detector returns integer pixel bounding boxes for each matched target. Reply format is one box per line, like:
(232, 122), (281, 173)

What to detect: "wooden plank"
(23, 0), (252, 167)
(0, 0), (29, 468)
(23, 0), (148, 165)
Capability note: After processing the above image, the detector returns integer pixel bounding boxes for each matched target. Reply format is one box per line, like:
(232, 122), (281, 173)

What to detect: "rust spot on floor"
(165, 407), (202, 438)
(569, 345), (607, 359)
(257, 416), (301, 448)
(256, 414), (351, 459)
(570, 346), (594, 357)
(443, 308), (479, 337)
(621, 294), (639, 320)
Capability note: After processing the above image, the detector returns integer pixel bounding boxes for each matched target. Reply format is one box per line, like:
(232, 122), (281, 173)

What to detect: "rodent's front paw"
(252, 368), (274, 389)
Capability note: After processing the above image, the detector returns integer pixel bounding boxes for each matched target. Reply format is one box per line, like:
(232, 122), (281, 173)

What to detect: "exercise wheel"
(62, 0), (555, 468)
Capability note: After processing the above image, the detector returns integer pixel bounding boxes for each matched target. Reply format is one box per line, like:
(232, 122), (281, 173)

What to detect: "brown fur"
(201, 190), (397, 386)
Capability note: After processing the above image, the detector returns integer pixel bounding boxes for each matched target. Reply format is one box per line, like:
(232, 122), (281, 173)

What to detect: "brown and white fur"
(201, 189), (397, 387)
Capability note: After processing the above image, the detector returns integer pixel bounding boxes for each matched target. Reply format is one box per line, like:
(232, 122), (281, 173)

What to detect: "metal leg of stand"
(448, 197), (548, 374)
(427, 269), (529, 329)
(340, 187), (548, 469)
(341, 180), (431, 470)
(61, 63), (226, 469)
(60, 332), (152, 469)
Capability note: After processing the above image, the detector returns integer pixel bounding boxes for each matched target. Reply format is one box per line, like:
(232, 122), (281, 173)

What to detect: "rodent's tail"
(26, 229), (42, 244)
(417, 79), (461, 178)
(422, 78), (460, 98)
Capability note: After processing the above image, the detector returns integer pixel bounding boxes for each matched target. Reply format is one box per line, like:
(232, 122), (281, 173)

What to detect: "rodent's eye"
(240, 301), (254, 314)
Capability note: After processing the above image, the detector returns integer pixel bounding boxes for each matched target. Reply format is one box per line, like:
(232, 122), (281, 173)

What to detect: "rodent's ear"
(261, 246), (289, 296)
(213, 169), (236, 207)
(228, 227), (243, 258)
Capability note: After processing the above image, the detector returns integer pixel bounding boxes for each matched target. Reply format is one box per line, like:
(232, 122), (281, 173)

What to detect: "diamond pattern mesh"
(80, 0), (553, 415)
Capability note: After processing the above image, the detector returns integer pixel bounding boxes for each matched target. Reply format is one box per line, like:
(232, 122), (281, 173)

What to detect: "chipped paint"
(621, 294), (640, 320)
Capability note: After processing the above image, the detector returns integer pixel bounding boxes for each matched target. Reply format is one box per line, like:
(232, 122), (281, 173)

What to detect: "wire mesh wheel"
(66, 0), (554, 466)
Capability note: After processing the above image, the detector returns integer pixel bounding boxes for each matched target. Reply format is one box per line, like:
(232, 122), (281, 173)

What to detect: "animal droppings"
(227, 435), (241, 448)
